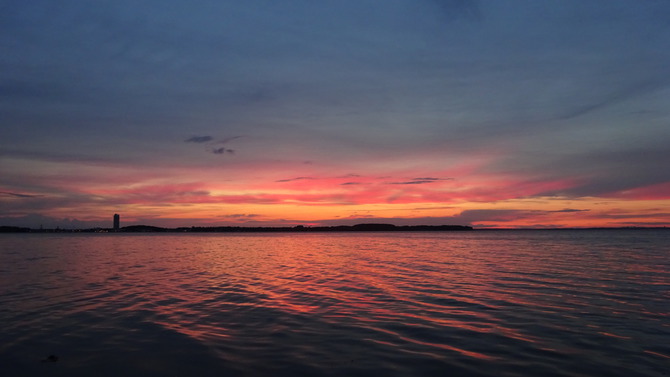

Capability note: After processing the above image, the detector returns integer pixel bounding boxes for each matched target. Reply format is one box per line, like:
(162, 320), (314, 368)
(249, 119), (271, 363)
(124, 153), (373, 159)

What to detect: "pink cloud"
(73, 172), (584, 208)
(604, 182), (670, 200)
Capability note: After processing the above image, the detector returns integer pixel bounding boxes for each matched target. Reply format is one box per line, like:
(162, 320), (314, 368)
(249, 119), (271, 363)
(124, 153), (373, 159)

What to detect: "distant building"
(113, 214), (120, 230)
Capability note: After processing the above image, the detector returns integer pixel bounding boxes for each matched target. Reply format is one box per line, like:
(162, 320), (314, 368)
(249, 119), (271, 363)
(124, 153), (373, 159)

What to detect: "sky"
(1, 0), (670, 229)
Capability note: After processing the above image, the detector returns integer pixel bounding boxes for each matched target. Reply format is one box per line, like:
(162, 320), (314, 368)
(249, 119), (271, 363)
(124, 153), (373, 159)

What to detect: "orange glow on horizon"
(2, 155), (669, 229)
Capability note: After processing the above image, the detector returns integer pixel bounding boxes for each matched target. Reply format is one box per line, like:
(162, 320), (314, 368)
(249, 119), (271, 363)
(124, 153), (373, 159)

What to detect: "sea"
(0, 230), (668, 377)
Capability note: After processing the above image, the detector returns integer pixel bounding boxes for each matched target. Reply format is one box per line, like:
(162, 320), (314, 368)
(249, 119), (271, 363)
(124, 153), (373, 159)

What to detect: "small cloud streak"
(212, 148), (235, 155)
(389, 177), (453, 185)
(185, 136), (213, 143)
(276, 177), (314, 183)
(185, 135), (242, 156)
(1, 191), (42, 198)
(604, 182), (670, 201)
(218, 213), (260, 219)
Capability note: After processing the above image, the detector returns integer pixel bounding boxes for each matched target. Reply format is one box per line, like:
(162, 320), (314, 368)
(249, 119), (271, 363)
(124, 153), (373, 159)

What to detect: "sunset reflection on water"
(1, 230), (668, 377)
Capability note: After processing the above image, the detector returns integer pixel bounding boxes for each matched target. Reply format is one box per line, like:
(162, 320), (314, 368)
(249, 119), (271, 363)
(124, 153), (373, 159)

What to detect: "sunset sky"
(2, 0), (669, 229)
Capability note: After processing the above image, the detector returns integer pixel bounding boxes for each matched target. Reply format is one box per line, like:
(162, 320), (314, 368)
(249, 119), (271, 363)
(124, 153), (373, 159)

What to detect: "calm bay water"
(1, 230), (668, 377)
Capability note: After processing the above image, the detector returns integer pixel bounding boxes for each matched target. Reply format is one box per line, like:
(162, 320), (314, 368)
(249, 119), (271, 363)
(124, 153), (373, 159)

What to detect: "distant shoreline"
(0, 223), (472, 233)
(1, 224), (668, 233)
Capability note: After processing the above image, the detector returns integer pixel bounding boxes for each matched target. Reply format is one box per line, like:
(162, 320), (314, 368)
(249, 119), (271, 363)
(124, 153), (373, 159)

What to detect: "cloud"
(453, 209), (531, 223)
(557, 77), (667, 120)
(185, 135), (241, 156)
(537, 145), (670, 198)
(185, 136), (214, 143)
(212, 148), (234, 155)
(218, 213), (260, 219)
(1, 191), (42, 198)
(604, 181), (670, 201)
(311, 208), (594, 228)
(389, 177), (453, 185)
(550, 208), (590, 213)
(413, 206), (454, 210)
(275, 177), (314, 183)
(90, 183), (213, 205)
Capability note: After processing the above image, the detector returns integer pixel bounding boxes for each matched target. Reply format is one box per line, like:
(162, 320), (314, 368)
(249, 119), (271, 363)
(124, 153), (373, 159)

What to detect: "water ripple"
(1, 230), (668, 376)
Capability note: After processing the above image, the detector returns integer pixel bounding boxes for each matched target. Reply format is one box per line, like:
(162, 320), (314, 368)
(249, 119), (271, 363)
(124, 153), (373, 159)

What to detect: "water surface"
(1, 230), (668, 376)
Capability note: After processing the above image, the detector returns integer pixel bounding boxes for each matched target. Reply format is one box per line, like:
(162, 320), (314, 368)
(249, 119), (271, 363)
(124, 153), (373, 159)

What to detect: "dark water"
(1, 230), (668, 377)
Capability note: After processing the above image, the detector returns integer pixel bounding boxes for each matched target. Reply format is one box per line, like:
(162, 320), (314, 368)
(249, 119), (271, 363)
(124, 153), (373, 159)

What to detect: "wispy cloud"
(557, 78), (667, 120)
(1, 191), (42, 198)
(218, 213), (260, 219)
(275, 177), (314, 183)
(550, 208), (590, 213)
(389, 177), (453, 185)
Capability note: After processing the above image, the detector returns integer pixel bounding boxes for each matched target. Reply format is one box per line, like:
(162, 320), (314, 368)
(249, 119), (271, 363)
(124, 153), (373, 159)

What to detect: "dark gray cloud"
(185, 136), (214, 143)
(389, 177), (453, 185)
(550, 209), (590, 213)
(315, 207), (591, 228)
(212, 148), (234, 155)
(185, 135), (241, 156)
(1, 191), (42, 198)
(312, 210), (523, 227)
(390, 181), (433, 185)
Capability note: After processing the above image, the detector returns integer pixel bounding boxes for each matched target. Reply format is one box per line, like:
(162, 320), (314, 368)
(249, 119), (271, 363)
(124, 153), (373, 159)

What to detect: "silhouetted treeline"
(163, 223), (473, 232)
(0, 226), (31, 233)
(3, 224), (669, 233)
(0, 223), (474, 233)
(122, 225), (169, 232)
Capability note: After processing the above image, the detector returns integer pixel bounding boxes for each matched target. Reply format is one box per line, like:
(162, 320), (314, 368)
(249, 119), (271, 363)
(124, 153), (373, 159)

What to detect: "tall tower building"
(113, 214), (120, 230)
